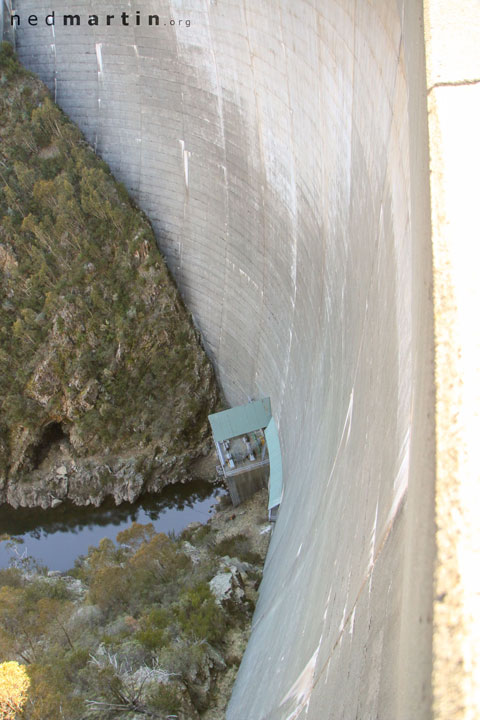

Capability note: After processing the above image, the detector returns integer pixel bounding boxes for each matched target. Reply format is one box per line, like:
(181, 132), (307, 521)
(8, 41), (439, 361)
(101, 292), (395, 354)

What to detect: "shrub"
(176, 582), (225, 645)
(213, 534), (262, 565)
(136, 607), (170, 651)
(0, 661), (30, 720)
(147, 682), (183, 715)
(89, 565), (131, 614)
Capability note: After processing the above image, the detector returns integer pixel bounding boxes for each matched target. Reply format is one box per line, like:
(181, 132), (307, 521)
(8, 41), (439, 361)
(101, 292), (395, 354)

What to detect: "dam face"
(13, 1), (435, 717)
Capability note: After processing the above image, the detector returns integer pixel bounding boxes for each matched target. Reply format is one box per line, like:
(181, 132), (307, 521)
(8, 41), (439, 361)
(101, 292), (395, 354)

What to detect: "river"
(0, 480), (226, 572)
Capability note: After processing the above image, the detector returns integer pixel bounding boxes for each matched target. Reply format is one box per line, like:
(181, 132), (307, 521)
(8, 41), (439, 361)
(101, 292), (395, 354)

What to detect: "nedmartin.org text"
(10, 11), (191, 28)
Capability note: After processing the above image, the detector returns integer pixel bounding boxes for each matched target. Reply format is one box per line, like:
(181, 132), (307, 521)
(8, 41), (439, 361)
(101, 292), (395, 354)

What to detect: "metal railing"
(224, 458), (270, 478)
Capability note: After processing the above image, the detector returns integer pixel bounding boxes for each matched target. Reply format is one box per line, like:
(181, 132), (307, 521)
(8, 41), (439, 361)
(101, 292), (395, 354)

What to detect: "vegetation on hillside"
(0, 43), (218, 490)
(0, 520), (263, 719)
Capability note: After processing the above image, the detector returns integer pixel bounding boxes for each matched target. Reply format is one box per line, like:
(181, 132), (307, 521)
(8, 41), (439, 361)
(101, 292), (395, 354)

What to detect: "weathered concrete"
(424, 2), (480, 717)
(10, 1), (441, 718)
(226, 466), (268, 507)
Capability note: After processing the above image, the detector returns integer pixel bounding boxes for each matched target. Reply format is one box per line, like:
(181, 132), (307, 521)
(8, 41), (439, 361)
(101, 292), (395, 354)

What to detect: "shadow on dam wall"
(11, 1), (436, 717)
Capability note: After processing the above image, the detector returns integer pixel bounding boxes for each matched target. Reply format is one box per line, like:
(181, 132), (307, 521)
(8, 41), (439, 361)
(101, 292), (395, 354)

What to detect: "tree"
(0, 661), (30, 720)
(36, 597), (75, 650)
(0, 586), (40, 663)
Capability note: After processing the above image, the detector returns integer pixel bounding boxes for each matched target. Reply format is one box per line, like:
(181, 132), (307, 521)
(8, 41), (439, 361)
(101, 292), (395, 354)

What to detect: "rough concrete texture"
(424, 2), (480, 718)
(11, 1), (440, 718)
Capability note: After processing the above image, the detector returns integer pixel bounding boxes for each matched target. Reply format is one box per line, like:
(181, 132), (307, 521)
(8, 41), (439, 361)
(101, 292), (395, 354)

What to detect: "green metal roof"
(265, 417), (283, 510)
(208, 398), (272, 443)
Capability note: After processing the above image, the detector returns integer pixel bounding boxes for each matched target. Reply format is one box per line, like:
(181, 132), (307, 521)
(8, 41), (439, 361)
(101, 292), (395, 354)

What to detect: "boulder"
(209, 567), (245, 607)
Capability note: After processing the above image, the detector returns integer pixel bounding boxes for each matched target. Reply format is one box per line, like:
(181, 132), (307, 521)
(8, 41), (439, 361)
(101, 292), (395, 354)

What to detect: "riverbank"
(0, 477), (226, 571)
(0, 444), (218, 510)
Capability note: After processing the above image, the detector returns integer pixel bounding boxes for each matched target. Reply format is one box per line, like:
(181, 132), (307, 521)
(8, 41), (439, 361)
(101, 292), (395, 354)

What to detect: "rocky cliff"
(0, 43), (219, 508)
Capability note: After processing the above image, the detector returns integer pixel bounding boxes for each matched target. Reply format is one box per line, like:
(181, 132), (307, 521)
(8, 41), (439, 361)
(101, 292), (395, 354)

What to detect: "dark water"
(0, 480), (226, 571)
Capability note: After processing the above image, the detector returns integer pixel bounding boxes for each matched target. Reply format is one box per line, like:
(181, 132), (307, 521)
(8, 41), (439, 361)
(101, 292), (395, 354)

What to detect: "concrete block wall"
(12, 1), (435, 717)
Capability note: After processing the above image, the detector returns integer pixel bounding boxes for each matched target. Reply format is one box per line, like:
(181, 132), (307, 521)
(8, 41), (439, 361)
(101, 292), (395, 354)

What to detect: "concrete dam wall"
(13, 1), (436, 717)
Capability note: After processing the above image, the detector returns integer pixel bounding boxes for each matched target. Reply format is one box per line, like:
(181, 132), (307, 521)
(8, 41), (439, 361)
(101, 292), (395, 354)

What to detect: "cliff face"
(0, 44), (219, 508)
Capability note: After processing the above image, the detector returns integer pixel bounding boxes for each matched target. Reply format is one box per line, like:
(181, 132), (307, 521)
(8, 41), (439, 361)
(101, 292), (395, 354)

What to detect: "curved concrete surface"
(12, 1), (438, 717)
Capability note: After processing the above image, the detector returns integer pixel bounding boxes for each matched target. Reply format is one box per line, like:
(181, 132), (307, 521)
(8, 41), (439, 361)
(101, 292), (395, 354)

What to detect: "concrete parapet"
(425, 2), (480, 717)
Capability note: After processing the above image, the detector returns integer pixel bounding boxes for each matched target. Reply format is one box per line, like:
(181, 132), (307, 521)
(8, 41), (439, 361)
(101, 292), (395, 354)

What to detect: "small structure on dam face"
(208, 398), (283, 520)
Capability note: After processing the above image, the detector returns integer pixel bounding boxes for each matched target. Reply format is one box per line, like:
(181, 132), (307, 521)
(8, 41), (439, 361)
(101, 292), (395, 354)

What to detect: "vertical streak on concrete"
(424, 2), (480, 718)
